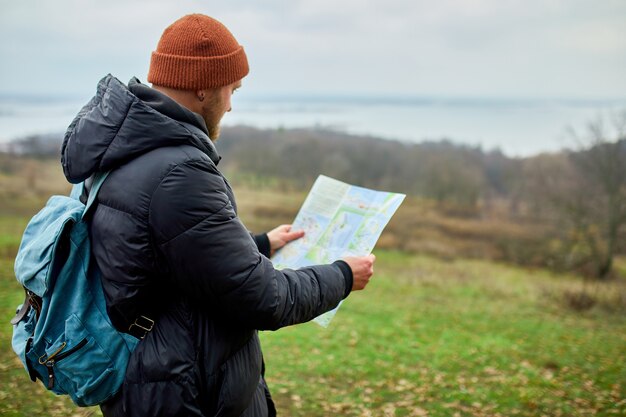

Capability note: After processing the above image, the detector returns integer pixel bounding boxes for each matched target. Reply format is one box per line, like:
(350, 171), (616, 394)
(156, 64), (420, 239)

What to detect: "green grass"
(260, 252), (626, 416)
(0, 217), (29, 259)
(1, 225), (625, 416)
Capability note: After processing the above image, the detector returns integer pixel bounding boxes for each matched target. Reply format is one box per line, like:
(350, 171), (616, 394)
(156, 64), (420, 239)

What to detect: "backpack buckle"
(128, 315), (154, 340)
(10, 289), (41, 325)
(27, 290), (42, 319)
(11, 300), (31, 326)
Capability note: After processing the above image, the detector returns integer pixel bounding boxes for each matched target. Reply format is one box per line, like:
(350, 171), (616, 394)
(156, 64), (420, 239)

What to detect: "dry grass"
(1, 157), (625, 416)
(0, 155), (70, 216)
(232, 178), (552, 268)
(1, 156), (623, 282)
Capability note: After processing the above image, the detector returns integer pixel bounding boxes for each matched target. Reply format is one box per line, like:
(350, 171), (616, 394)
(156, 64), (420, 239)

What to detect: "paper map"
(272, 175), (406, 327)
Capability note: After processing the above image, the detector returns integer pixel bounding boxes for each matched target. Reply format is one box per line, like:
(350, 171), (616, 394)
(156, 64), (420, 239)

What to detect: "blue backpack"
(11, 172), (139, 406)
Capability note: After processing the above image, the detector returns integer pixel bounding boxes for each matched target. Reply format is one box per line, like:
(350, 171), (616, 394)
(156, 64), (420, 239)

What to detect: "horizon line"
(1, 91), (626, 105)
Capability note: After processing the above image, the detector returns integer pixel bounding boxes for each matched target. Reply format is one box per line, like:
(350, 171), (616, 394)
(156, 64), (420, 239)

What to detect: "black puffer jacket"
(61, 75), (352, 417)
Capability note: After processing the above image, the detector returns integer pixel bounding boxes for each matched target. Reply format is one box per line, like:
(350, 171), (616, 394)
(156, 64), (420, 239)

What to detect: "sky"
(1, 0), (625, 100)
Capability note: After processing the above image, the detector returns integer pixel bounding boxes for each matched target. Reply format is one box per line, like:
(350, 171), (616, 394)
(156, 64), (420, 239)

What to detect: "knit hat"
(148, 14), (249, 90)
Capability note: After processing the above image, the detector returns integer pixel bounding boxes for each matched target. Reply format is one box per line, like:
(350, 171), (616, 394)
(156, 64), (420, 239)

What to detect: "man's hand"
(267, 224), (305, 256)
(343, 254), (376, 291)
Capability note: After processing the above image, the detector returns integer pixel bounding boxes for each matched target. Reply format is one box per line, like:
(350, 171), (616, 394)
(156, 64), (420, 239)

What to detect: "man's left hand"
(267, 224), (305, 256)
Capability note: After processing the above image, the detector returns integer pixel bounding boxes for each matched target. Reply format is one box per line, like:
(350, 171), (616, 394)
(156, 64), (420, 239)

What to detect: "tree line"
(3, 114), (625, 279)
(217, 117), (626, 279)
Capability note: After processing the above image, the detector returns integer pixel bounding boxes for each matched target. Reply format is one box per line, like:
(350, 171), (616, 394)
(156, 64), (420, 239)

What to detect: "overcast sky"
(1, 0), (625, 99)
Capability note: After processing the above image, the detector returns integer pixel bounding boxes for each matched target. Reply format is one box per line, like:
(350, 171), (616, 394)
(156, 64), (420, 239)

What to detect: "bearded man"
(61, 14), (375, 417)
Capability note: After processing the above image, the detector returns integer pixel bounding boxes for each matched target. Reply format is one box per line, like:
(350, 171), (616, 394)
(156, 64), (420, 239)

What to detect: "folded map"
(272, 175), (405, 327)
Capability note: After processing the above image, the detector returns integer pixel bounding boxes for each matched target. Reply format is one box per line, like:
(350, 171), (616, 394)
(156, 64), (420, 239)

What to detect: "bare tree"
(522, 111), (626, 278)
(567, 112), (626, 278)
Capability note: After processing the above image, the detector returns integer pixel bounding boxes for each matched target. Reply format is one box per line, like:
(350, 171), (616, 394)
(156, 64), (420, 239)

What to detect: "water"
(0, 95), (88, 143)
(1, 94), (624, 157)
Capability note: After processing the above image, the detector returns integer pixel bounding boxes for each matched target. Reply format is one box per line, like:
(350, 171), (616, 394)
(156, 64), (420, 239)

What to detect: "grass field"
(0, 158), (625, 416)
(1, 243), (625, 416)
(261, 252), (626, 416)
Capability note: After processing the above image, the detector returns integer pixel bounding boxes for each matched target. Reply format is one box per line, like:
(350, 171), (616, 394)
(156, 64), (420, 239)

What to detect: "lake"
(1, 94), (624, 157)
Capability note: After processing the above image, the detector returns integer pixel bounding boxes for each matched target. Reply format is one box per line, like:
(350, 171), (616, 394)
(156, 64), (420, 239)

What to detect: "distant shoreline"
(1, 94), (625, 157)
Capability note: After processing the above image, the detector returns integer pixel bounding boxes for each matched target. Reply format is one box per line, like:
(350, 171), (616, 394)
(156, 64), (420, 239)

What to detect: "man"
(61, 13), (375, 417)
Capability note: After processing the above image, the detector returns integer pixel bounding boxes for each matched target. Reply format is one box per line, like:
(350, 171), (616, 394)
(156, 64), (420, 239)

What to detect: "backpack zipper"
(38, 338), (88, 389)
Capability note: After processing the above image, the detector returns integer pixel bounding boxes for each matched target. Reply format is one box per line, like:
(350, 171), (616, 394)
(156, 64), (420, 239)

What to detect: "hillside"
(4, 123), (624, 278)
(0, 151), (624, 416)
(0, 152), (556, 272)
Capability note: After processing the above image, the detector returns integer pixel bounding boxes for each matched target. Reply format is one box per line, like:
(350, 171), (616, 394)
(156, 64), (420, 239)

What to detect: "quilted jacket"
(61, 75), (352, 417)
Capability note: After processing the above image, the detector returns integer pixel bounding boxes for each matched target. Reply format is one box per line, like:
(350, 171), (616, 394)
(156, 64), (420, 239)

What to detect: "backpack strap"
(10, 289), (42, 325)
(81, 171), (110, 220)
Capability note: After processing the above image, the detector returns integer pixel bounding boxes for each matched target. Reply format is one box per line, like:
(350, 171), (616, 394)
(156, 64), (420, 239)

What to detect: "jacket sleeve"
(251, 233), (271, 258)
(149, 159), (349, 330)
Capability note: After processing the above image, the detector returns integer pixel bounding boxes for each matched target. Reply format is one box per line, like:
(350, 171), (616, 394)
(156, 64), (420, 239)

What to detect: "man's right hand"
(343, 254), (376, 291)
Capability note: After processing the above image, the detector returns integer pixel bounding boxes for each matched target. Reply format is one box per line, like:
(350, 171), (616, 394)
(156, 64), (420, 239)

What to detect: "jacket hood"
(62, 74), (220, 184)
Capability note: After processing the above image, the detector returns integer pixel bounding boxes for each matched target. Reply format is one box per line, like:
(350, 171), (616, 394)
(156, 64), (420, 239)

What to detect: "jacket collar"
(62, 74), (221, 183)
(128, 77), (221, 166)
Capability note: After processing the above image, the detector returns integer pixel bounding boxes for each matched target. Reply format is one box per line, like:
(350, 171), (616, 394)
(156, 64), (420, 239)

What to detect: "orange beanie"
(148, 14), (249, 90)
